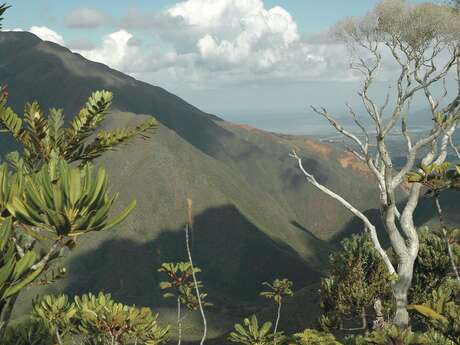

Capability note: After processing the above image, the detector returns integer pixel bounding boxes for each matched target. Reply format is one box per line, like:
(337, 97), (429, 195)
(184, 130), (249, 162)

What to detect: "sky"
(1, 0), (451, 133)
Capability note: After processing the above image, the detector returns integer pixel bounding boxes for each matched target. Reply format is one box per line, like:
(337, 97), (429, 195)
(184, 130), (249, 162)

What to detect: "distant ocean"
(221, 111), (434, 137)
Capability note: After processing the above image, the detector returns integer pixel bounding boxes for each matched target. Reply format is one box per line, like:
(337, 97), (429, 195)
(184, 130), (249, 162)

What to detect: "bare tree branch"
(289, 150), (396, 275)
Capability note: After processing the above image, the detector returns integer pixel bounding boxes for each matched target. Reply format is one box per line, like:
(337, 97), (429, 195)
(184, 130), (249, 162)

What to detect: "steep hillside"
(0, 31), (384, 340)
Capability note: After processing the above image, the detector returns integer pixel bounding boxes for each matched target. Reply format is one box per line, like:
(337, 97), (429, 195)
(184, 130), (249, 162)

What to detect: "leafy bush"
(409, 279), (460, 344)
(363, 325), (428, 345)
(30, 292), (170, 345)
(319, 233), (392, 332)
(424, 330), (456, 345)
(32, 294), (76, 344)
(290, 328), (342, 345)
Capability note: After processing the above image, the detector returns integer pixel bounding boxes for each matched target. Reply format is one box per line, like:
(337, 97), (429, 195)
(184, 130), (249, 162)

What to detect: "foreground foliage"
(228, 314), (285, 345)
(31, 292), (170, 345)
(0, 62), (156, 334)
(290, 328), (342, 345)
(158, 262), (211, 345)
(409, 280), (460, 344)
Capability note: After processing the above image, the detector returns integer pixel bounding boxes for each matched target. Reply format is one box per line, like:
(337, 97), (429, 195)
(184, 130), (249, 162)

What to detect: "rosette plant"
(32, 294), (77, 345)
(6, 159), (136, 238)
(228, 315), (285, 345)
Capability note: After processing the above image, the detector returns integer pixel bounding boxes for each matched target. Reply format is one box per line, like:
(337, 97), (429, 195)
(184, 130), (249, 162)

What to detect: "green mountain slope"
(0, 31), (384, 340)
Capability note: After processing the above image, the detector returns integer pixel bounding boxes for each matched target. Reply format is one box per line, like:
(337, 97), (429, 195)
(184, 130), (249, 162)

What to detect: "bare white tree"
(292, 0), (460, 328)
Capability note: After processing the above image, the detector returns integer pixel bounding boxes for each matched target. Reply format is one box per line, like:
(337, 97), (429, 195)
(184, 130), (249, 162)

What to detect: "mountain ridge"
(0, 31), (383, 340)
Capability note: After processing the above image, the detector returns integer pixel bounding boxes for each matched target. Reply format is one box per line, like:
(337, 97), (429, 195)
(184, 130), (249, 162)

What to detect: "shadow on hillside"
(60, 204), (322, 311)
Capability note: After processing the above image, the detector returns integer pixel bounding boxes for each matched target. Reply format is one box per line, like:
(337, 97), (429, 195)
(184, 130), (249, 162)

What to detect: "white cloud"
(29, 26), (66, 46)
(65, 7), (110, 28)
(8, 1), (404, 89)
(73, 30), (140, 72)
(164, 0), (299, 71)
(75, 0), (359, 87)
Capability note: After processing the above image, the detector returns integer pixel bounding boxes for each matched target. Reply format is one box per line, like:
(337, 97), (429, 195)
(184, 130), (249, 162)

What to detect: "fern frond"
(46, 108), (65, 150)
(66, 90), (113, 145)
(24, 102), (48, 143)
(0, 106), (24, 138)
(74, 117), (158, 163)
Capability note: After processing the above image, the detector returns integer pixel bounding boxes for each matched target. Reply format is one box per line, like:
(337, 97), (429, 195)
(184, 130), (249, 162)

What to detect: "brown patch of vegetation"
(338, 152), (371, 176)
(304, 138), (332, 157)
(225, 122), (281, 141)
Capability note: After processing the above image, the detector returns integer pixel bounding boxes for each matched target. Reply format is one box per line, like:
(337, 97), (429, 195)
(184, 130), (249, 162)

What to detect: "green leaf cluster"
(32, 292), (170, 345)
(362, 325), (428, 345)
(0, 218), (45, 303)
(228, 314), (285, 345)
(409, 279), (460, 344)
(411, 228), (459, 307)
(406, 162), (460, 193)
(260, 278), (293, 304)
(5, 159), (136, 237)
(158, 261), (212, 311)
(290, 328), (342, 345)
(319, 233), (392, 332)
(0, 90), (157, 172)
(32, 294), (76, 341)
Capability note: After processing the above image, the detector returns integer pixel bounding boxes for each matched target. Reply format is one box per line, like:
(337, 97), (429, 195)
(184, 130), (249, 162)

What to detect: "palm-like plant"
(228, 314), (285, 345)
(6, 159), (136, 238)
(158, 262), (211, 345)
(260, 278), (293, 338)
(32, 294), (77, 345)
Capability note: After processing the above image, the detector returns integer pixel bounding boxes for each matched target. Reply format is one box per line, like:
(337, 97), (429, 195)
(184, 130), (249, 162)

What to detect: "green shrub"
(290, 328), (342, 345)
(363, 325), (428, 345)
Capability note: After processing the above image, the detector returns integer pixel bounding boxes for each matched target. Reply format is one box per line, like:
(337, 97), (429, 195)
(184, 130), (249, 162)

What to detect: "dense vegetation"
(1, 1), (460, 344)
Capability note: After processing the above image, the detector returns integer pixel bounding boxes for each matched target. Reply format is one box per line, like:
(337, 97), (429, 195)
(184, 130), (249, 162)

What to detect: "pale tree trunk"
(274, 300), (282, 339)
(185, 199), (208, 345)
(177, 296), (182, 345)
(392, 258), (416, 327)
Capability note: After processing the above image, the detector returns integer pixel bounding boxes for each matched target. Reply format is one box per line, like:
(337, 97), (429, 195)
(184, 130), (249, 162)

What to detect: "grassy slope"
(0, 31), (388, 341)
